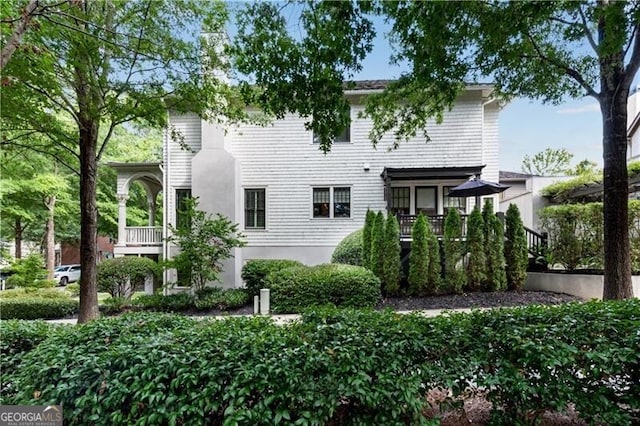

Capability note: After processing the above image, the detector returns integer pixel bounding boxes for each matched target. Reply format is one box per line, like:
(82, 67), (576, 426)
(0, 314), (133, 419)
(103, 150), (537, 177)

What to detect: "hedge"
(0, 298), (79, 320)
(540, 201), (640, 271)
(267, 263), (381, 313)
(4, 300), (638, 425)
(330, 229), (363, 266)
(241, 259), (304, 297)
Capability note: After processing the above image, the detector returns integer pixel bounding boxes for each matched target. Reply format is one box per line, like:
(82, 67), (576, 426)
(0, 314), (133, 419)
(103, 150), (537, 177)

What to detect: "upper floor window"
(245, 188), (266, 229)
(313, 187), (350, 218)
(313, 106), (351, 144)
(175, 189), (192, 230)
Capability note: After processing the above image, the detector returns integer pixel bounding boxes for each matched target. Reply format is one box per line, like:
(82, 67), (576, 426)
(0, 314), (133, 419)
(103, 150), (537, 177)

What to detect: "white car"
(53, 264), (81, 286)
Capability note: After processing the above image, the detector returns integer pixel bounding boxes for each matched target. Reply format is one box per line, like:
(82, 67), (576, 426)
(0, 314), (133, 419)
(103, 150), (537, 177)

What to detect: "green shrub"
(0, 320), (58, 403)
(465, 206), (486, 291)
(0, 288), (72, 299)
(443, 208), (465, 294)
(100, 296), (131, 315)
(65, 282), (81, 297)
(241, 259), (304, 297)
(268, 264), (381, 313)
(505, 204), (528, 290)
(408, 213), (429, 296)
(0, 298), (78, 320)
(485, 213), (507, 291)
(5, 301), (638, 425)
(97, 256), (159, 299)
(362, 209), (376, 269)
(426, 228), (442, 292)
(5, 254), (50, 288)
(382, 214), (401, 296)
(370, 211), (385, 280)
(331, 229), (363, 266)
(194, 287), (249, 310)
(133, 293), (194, 312)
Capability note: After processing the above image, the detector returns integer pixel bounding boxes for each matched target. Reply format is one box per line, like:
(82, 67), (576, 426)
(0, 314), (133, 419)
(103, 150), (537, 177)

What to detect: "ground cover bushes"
(0, 288), (78, 320)
(3, 300), (638, 425)
(241, 259), (304, 297)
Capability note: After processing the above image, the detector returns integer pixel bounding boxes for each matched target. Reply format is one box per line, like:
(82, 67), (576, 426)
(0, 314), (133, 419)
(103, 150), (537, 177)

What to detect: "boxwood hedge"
(241, 259), (304, 297)
(0, 298), (79, 320)
(267, 263), (381, 313)
(4, 300), (639, 425)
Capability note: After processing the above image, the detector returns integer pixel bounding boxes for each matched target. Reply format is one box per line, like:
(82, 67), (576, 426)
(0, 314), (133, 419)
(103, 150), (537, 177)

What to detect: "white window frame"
(311, 186), (351, 219)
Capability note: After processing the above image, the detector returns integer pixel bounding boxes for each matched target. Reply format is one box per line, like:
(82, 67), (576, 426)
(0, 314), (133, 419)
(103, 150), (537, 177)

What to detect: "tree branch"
(0, 140), (79, 175)
(525, 32), (600, 99)
(577, 5), (599, 54)
(1, 0), (39, 71)
(624, 23), (640, 87)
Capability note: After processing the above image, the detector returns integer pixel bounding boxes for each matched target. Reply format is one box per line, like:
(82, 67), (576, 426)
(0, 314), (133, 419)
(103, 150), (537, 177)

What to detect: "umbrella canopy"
(447, 178), (510, 197)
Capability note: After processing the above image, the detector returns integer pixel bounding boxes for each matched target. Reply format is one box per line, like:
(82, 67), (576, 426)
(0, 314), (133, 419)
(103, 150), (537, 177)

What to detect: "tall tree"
(521, 148), (574, 176)
(231, 1), (639, 299)
(1, 0), (243, 322)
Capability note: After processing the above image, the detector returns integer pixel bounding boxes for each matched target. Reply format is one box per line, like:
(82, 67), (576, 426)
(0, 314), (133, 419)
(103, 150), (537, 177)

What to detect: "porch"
(398, 214), (468, 240)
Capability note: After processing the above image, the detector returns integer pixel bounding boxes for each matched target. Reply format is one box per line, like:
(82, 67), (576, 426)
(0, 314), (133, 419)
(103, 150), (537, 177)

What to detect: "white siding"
(228, 93), (486, 248)
(166, 112), (200, 226)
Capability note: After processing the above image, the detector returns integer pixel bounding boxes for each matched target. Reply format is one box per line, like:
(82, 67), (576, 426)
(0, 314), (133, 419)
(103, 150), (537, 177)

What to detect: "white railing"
(125, 226), (162, 245)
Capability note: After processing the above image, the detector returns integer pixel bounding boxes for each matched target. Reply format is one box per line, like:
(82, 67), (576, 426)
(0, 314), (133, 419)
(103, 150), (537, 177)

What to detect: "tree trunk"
(600, 91), (633, 299)
(77, 121), (100, 322)
(14, 218), (22, 259)
(44, 195), (56, 279)
(0, 0), (39, 71)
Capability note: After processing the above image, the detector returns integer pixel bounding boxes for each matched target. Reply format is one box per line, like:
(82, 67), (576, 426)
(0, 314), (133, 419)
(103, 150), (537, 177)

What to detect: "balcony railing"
(125, 226), (162, 246)
(398, 214), (469, 239)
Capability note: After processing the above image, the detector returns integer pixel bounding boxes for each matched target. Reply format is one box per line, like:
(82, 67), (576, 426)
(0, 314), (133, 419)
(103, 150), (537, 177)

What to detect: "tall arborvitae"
(362, 209), (376, 270)
(370, 211), (386, 281)
(382, 213), (401, 296)
(505, 203), (528, 290)
(482, 199), (507, 292)
(443, 208), (465, 294)
(408, 213), (429, 296)
(426, 222), (442, 294)
(466, 206), (486, 291)
(487, 213), (508, 291)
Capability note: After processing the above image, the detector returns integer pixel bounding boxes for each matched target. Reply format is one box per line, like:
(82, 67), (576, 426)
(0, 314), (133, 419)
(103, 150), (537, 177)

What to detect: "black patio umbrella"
(447, 178), (510, 198)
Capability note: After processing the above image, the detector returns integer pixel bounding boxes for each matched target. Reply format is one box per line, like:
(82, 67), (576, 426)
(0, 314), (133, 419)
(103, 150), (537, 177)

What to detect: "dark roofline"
(381, 165), (485, 181)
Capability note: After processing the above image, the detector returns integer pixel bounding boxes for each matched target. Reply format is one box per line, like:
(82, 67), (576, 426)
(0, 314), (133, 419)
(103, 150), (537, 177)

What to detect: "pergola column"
(116, 193), (129, 246)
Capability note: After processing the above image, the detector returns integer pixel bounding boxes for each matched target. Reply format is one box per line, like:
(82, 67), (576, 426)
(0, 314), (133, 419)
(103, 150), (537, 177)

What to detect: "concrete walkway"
(45, 308), (478, 325)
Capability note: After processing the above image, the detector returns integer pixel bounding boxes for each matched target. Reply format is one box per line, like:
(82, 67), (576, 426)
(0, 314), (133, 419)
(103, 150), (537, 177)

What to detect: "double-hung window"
(244, 188), (266, 229)
(313, 187), (350, 218)
(175, 189), (192, 230)
(390, 187), (410, 215)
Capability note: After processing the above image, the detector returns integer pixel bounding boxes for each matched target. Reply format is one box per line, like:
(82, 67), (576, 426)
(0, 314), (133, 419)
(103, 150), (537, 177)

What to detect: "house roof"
(499, 170), (533, 180)
(381, 165), (485, 181)
(345, 80), (494, 96)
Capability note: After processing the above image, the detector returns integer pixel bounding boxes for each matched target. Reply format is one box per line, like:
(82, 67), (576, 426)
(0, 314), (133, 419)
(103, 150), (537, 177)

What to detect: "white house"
(628, 88), (640, 163)
(111, 80), (501, 289)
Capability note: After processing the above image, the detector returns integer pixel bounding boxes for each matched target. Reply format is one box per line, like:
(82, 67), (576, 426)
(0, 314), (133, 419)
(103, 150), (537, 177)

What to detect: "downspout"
(481, 96), (500, 210)
(161, 118), (169, 295)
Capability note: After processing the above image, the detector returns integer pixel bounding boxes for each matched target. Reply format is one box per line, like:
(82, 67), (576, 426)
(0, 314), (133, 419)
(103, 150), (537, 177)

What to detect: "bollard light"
(260, 288), (270, 315)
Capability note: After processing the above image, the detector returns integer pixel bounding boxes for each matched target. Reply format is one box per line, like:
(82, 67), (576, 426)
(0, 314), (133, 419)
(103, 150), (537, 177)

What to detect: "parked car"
(53, 264), (81, 286)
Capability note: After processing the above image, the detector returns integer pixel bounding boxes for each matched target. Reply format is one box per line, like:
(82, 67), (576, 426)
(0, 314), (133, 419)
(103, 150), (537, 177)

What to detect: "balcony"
(123, 226), (162, 246)
(398, 214), (469, 240)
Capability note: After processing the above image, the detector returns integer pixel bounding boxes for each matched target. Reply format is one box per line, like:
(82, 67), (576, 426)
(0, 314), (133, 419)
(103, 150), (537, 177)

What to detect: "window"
(245, 188), (266, 229)
(313, 106), (351, 144)
(390, 187), (410, 215)
(313, 187), (350, 218)
(175, 189), (191, 230)
(415, 187), (437, 216)
(443, 186), (466, 214)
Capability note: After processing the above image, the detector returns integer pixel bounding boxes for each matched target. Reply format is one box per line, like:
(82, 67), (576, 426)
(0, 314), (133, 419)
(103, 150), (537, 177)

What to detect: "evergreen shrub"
(331, 229), (363, 266)
(370, 211), (385, 280)
(97, 256), (159, 299)
(241, 259), (304, 297)
(443, 208), (465, 293)
(0, 298), (78, 320)
(505, 204), (528, 290)
(382, 214), (401, 296)
(362, 209), (376, 269)
(408, 213), (429, 296)
(268, 264), (381, 313)
(465, 206), (486, 291)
